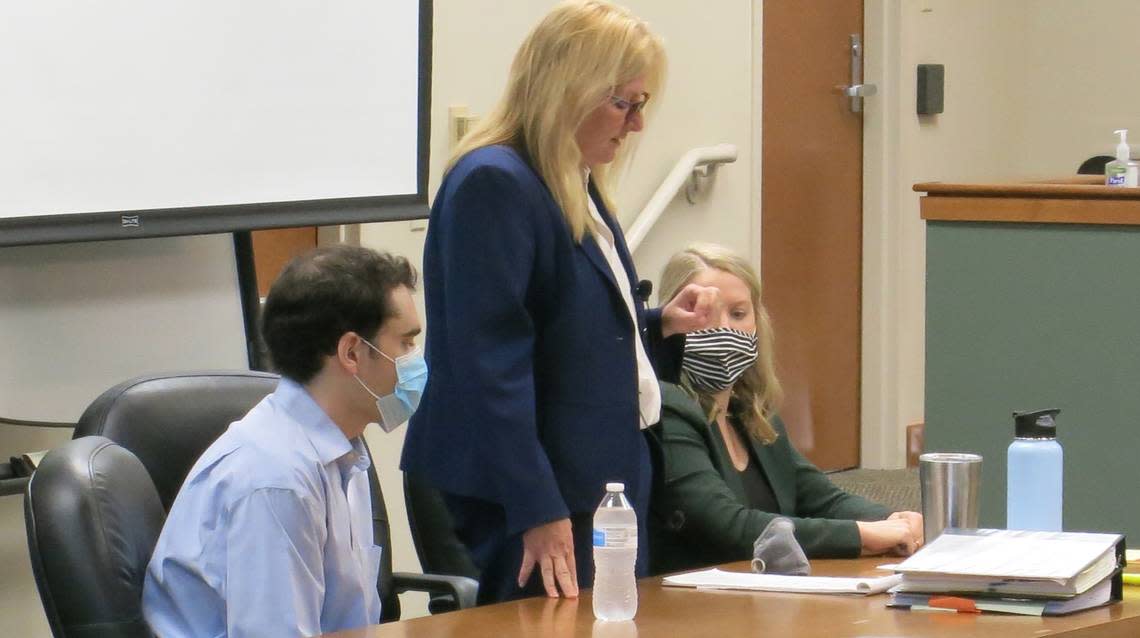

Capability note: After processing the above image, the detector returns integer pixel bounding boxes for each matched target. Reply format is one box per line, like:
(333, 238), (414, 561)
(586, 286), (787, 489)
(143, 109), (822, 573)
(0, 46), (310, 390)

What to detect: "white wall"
(608, 1), (758, 289)
(1018, 0), (1140, 175)
(0, 235), (248, 636)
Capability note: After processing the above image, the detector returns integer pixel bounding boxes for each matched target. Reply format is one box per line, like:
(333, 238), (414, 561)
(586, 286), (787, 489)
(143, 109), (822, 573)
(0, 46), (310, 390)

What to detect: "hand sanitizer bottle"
(1007, 409), (1063, 531)
(1105, 130), (1139, 187)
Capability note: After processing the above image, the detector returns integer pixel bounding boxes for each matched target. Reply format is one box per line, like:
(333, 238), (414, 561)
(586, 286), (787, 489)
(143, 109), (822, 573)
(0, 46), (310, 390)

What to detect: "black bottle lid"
(1013, 408), (1061, 439)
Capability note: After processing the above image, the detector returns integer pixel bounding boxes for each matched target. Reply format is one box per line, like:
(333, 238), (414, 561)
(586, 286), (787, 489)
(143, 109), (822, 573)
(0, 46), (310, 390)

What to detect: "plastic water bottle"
(1007, 408), (1063, 531)
(592, 482), (638, 621)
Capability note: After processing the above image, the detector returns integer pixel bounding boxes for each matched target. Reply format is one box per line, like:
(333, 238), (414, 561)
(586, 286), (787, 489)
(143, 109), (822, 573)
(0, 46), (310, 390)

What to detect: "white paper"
(662, 568), (902, 595)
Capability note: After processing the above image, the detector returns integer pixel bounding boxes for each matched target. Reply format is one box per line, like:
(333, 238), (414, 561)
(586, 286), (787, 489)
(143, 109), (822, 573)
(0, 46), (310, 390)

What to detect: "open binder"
(891, 529), (1125, 611)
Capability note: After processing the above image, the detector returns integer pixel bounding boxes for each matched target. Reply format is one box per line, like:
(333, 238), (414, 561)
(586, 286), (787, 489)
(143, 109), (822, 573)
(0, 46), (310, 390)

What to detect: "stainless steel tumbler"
(919, 452), (982, 543)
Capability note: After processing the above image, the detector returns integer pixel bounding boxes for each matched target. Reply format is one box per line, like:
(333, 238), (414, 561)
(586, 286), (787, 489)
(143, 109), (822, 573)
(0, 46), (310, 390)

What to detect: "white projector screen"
(0, 0), (431, 246)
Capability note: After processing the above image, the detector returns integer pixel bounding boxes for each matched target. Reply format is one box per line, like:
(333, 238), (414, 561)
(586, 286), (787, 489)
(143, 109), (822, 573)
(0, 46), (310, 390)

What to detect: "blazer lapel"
(578, 180), (637, 326)
(579, 233), (622, 296)
(598, 191), (640, 298)
(751, 436), (796, 516)
(592, 182), (650, 335)
(707, 421), (748, 499)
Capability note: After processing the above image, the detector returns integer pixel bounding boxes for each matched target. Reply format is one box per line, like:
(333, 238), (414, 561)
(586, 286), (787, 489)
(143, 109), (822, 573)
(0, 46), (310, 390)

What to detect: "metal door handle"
(843, 34), (877, 113)
(844, 84), (878, 98)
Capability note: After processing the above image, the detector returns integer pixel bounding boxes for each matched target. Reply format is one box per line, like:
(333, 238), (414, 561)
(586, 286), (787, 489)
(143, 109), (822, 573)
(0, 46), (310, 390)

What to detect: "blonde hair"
(446, 0), (666, 242)
(659, 243), (783, 444)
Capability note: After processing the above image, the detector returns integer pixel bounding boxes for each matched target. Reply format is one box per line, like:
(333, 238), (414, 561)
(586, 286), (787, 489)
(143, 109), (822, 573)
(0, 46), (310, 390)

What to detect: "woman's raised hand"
(661, 283), (720, 337)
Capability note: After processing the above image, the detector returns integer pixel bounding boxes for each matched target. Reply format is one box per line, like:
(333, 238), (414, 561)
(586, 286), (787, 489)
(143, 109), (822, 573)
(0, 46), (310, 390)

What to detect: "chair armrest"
(0, 476), (29, 497)
(391, 572), (479, 611)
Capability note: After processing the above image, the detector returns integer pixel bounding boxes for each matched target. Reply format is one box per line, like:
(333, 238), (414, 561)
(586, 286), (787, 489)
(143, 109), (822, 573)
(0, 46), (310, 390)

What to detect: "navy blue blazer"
(401, 145), (681, 537)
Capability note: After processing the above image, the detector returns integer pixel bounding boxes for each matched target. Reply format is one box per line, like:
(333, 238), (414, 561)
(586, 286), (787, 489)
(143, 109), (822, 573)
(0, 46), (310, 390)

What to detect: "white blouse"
(585, 185), (661, 429)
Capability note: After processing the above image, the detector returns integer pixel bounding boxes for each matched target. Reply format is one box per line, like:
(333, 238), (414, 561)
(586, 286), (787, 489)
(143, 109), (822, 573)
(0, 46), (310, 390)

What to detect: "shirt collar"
(342, 436), (372, 475)
(274, 377), (361, 467)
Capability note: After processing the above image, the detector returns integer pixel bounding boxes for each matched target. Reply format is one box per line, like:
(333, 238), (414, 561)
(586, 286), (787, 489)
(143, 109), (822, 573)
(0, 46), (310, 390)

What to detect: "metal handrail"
(625, 143), (738, 253)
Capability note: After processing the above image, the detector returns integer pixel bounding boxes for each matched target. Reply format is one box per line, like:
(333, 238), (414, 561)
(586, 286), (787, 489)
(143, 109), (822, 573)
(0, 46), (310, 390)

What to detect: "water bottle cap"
(1013, 408), (1061, 439)
(605, 482), (625, 492)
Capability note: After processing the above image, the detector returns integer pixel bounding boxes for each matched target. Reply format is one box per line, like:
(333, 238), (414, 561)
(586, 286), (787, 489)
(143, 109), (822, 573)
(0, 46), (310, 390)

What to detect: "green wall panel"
(926, 221), (1140, 541)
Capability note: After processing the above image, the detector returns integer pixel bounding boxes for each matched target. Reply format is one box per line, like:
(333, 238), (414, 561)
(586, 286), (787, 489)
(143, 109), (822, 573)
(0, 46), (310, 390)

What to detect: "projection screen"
(0, 0), (431, 246)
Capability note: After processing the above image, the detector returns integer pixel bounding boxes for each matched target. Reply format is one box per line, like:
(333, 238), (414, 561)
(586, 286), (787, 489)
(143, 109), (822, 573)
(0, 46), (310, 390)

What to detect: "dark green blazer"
(648, 382), (891, 575)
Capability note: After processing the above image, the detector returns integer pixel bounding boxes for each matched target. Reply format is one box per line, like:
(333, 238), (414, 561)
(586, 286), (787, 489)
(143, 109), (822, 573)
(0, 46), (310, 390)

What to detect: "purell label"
(593, 526), (638, 549)
(1108, 172), (1126, 185)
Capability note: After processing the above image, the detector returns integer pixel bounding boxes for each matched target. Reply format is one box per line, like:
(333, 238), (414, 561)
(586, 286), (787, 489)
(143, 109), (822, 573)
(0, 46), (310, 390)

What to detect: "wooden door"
(761, 1), (864, 471)
(251, 227), (318, 297)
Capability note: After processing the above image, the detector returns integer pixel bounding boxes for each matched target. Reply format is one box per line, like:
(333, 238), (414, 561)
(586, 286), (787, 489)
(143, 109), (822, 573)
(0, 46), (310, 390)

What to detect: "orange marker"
(927, 596), (981, 614)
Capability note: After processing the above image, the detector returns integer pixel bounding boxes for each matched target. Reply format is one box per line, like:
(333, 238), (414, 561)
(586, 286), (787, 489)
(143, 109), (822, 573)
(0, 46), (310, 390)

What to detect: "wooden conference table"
(325, 559), (1140, 638)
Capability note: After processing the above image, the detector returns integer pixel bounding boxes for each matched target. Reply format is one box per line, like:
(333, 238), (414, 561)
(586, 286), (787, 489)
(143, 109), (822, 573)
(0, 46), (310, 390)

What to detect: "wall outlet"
(448, 105), (479, 151)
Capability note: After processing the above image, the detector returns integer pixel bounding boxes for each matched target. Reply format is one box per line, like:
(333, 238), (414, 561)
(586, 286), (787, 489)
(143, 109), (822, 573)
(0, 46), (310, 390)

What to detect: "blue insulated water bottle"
(1006, 408), (1063, 531)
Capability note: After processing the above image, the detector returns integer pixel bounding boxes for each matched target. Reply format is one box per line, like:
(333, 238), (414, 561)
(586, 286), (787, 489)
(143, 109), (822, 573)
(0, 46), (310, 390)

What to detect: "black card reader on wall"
(917, 64), (945, 115)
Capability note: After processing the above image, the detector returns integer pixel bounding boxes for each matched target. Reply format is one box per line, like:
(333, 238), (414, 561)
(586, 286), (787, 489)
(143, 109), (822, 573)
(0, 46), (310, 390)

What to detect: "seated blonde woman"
(649, 243), (922, 575)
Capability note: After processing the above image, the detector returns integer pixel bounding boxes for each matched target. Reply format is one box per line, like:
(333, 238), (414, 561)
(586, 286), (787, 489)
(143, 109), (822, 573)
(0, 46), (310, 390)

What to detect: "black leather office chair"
(25, 371), (475, 638)
(73, 371), (281, 510)
(25, 436), (163, 638)
(404, 474), (481, 612)
(1078, 155), (1115, 176)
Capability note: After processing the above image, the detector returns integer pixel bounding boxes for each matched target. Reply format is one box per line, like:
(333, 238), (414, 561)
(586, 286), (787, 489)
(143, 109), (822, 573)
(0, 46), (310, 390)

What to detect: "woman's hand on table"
(519, 518), (579, 598)
(857, 517), (922, 557)
(887, 510), (924, 547)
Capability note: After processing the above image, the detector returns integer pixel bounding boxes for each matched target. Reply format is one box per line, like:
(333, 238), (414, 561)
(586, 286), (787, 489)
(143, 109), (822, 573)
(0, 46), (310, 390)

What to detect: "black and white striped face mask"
(681, 327), (759, 393)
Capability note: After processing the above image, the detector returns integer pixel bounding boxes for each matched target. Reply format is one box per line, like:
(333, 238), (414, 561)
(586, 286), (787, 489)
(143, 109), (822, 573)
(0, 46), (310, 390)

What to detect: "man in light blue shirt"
(143, 246), (426, 637)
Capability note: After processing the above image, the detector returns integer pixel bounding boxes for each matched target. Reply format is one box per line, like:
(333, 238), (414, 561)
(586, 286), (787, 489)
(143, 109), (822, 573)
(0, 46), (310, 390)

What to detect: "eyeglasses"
(607, 92), (650, 119)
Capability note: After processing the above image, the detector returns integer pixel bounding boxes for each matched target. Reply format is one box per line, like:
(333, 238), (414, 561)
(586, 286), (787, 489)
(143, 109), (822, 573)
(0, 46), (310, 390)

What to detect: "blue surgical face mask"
(354, 339), (428, 433)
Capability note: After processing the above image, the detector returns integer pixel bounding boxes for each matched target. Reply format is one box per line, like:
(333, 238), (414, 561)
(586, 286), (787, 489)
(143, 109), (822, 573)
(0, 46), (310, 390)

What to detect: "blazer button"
(616, 336), (625, 342)
(669, 510), (686, 531)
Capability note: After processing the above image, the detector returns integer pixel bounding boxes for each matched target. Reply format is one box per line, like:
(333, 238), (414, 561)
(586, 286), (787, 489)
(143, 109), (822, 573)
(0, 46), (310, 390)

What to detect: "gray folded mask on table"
(751, 516), (810, 576)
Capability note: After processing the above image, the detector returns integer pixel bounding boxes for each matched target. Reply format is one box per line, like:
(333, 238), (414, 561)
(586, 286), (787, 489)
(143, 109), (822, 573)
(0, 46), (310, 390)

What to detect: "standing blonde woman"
(649, 243), (923, 575)
(401, 1), (716, 603)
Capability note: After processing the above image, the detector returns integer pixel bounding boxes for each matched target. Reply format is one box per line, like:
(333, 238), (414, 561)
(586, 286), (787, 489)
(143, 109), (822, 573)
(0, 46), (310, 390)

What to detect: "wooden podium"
(918, 177), (1140, 541)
